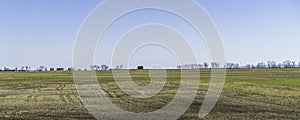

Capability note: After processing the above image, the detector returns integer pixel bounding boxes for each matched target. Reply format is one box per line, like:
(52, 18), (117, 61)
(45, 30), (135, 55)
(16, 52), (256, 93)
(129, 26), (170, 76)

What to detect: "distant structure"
(137, 66), (144, 70)
(68, 67), (74, 71)
(56, 68), (64, 71)
(50, 68), (55, 71)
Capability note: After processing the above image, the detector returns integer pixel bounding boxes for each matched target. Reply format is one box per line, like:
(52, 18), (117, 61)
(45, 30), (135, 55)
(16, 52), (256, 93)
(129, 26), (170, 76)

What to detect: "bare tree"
(234, 64), (239, 68)
(20, 66), (25, 71)
(90, 65), (95, 70)
(198, 64), (203, 69)
(95, 65), (100, 70)
(37, 66), (45, 71)
(115, 65), (123, 70)
(225, 63), (235, 69)
(4, 67), (9, 71)
(204, 62), (209, 69)
(90, 65), (100, 71)
(292, 61), (296, 68)
(283, 60), (291, 68)
(211, 62), (220, 68)
(267, 61), (276, 68)
(25, 66), (30, 71)
(257, 62), (266, 68)
(267, 61), (271, 68)
(115, 65), (119, 70)
(101, 65), (109, 70)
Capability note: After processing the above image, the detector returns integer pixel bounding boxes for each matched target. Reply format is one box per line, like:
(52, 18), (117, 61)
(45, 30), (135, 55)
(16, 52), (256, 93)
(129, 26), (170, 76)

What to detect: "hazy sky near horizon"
(0, 0), (300, 69)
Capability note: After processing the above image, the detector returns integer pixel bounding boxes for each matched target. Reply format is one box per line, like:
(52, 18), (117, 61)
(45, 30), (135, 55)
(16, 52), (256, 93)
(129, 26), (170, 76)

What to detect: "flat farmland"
(0, 69), (299, 119)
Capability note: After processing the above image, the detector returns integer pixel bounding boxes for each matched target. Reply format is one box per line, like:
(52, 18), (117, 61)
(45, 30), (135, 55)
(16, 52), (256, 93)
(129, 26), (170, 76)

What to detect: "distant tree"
(225, 63), (230, 69)
(90, 65), (100, 71)
(95, 65), (100, 70)
(115, 65), (123, 70)
(267, 61), (272, 68)
(211, 62), (220, 68)
(277, 63), (282, 68)
(37, 66), (45, 71)
(204, 62), (209, 69)
(177, 65), (181, 69)
(283, 60), (291, 68)
(20, 66), (25, 71)
(178, 64), (204, 69)
(89, 65), (94, 70)
(180, 65), (185, 69)
(257, 62), (266, 68)
(225, 63), (235, 69)
(100, 65), (109, 70)
(190, 64), (194, 69)
(188, 64), (192, 69)
(234, 64), (239, 68)
(292, 61), (296, 68)
(267, 61), (276, 68)
(25, 66), (30, 71)
(14, 67), (18, 72)
(198, 64), (203, 69)
(194, 64), (199, 69)
(68, 67), (74, 71)
(90, 65), (95, 70)
(4, 67), (10, 71)
(185, 64), (188, 69)
(189, 64), (196, 69)
(246, 64), (251, 69)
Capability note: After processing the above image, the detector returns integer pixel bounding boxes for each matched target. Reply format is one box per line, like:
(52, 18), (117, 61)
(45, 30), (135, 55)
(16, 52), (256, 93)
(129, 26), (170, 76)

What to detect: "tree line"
(0, 64), (120, 72)
(1, 60), (300, 72)
(177, 60), (300, 69)
(0, 66), (73, 72)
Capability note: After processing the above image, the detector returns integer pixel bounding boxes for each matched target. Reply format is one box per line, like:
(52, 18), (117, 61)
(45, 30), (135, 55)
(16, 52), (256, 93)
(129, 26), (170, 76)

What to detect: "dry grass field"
(0, 69), (300, 119)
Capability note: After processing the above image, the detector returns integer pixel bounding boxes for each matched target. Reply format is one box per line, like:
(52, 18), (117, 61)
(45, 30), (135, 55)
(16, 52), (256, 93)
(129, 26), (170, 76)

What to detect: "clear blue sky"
(0, 0), (300, 69)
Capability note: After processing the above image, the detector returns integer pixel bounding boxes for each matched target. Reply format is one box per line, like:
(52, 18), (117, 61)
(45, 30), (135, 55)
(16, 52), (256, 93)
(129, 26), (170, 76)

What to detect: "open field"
(0, 69), (300, 119)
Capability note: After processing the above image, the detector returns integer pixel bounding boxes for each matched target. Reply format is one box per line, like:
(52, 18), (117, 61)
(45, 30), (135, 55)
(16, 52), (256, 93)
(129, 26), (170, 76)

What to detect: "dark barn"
(137, 66), (144, 70)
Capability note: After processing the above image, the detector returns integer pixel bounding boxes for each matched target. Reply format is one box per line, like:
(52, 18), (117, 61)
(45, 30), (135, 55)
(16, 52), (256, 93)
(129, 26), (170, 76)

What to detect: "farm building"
(137, 66), (144, 70)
